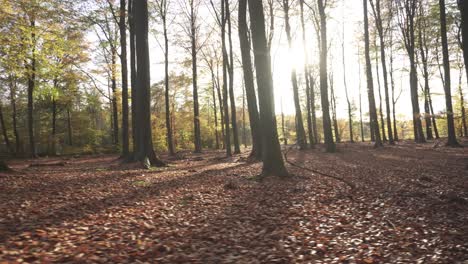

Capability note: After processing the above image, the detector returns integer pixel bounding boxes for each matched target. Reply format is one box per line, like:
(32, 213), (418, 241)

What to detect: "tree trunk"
(282, 0), (307, 149)
(309, 73), (319, 144)
(190, 2), (202, 154)
(242, 85), (247, 148)
(300, 0), (315, 146)
(317, 0), (336, 152)
(363, 0), (383, 147)
(248, 0), (288, 177)
(0, 104), (12, 154)
(329, 73), (340, 143)
(221, 0), (231, 156)
(459, 0), (468, 137)
(161, 6), (175, 155)
(210, 62), (220, 149)
(439, 0), (459, 146)
(238, 0), (262, 159)
(370, 0), (394, 144)
(374, 36), (387, 142)
(341, 14), (354, 143)
(281, 102), (287, 145)
(9, 77), (20, 153)
(417, 5), (434, 140)
(120, 0), (130, 157)
(133, 0), (164, 166)
(67, 107), (73, 146)
(216, 65), (226, 149)
(27, 17), (37, 158)
(358, 46), (365, 142)
(458, 67), (468, 137)
(225, 0), (240, 154)
(51, 96), (57, 155)
(129, 0), (137, 152)
(111, 48), (119, 146)
(389, 33), (399, 141)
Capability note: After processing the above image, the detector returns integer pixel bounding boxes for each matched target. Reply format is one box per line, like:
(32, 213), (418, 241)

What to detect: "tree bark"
(439, 0), (459, 146)
(129, 0), (137, 152)
(111, 48), (119, 146)
(341, 12), (354, 143)
(329, 73), (340, 143)
(364, 0), (383, 147)
(9, 77), (20, 153)
(134, 0), (165, 166)
(27, 17), (37, 158)
(370, 0), (394, 144)
(317, 0), (336, 152)
(248, 0), (288, 177)
(159, 1), (175, 156)
(458, 0), (468, 137)
(120, 0), (130, 156)
(221, 0), (231, 156)
(225, 0), (240, 154)
(190, 1), (202, 153)
(300, 0), (316, 146)
(0, 104), (12, 154)
(282, 0), (307, 149)
(238, 0), (262, 159)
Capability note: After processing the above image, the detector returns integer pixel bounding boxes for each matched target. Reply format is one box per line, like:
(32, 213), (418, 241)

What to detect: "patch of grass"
(96, 168), (108, 172)
(133, 180), (150, 187)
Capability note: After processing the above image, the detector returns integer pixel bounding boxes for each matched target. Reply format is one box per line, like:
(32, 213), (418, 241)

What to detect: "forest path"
(0, 140), (467, 263)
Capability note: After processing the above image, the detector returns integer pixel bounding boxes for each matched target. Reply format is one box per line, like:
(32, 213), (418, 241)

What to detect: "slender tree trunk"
(459, 0), (468, 135)
(317, 0), (336, 152)
(9, 77), (20, 153)
(417, 6), (434, 140)
(120, 0), (130, 157)
(300, 0), (315, 146)
(27, 17), (37, 158)
(210, 63), (220, 149)
(370, 0), (394, 144)
(458, 66), (468, 137)
(51, 91), (57, 155)
(216, 65), (226, 149)
(189, 2), (202, 153)
(329, 73), (340, 142)
(242, 85), (247, 148)
(0, 104), (12, 154)
(341, 14), (354, 143)
(309, 73), (319, 144)
(111, 49), (119, 146)
(439, 0), (459, 146)
(129, 0), (137, 152)
(134, 0), (164, 166)
(281, 101), (287, 145)
(161, 8), (175, 155)
(358, 46), (365, 142)
(225, 0), (240, 154)
(363, 0), (383, 147)
(67, 107), (73, 146)
(238, 0), (262, 159)
(282, 0), (307, 149)
(221, 0), (231, 156)
(374, 37), (387, 142)
(248, 0), (288, 177)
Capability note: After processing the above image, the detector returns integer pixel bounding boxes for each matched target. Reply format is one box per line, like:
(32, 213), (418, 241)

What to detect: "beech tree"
(364, 0), (383, 147)
(133, 0), (164, 166)
(248, 0), (288, 177)
(238, 0), (262, 159)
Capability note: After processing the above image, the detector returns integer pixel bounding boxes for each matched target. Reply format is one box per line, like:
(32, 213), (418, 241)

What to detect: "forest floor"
(0, 139), (468, 263)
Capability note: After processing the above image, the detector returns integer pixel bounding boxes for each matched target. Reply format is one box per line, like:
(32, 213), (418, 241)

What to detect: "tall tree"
(119, 0), (130, 156)
(225, 0), (241, 154)
(341, 5), (354, 143)
(133, 0), (164, 166)
(317, 0), (336, 152)
(156, 0), (175, 155)
(370, 0), (394, 144)
(439, 0), (459, 146)
(417, 2), (434, 140)
(396, 0), (425, 143)
(364, 0), (383, 147)
(300, 0), (316, 146)
(281, 0), (307, 149)
(248, 0), (288, 177)
(238, 0), (262, 159)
